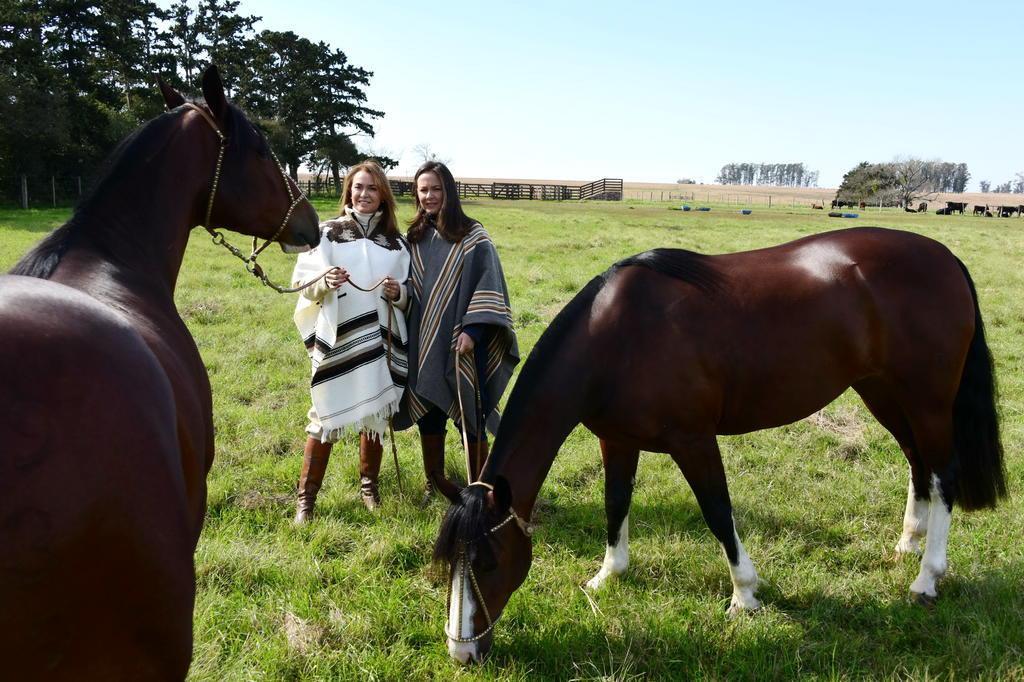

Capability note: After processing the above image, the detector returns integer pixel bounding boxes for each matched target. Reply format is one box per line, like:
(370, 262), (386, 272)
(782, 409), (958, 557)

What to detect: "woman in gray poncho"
(394, 162), (519, 501)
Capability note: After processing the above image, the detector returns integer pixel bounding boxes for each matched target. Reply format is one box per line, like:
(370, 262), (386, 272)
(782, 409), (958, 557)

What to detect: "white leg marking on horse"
(910, 474), (951, 600)
(447, 558), (479, 664)
(895, 473), (929, 556)
(726, 527), (761, 616)
(586, 515), (630, 590)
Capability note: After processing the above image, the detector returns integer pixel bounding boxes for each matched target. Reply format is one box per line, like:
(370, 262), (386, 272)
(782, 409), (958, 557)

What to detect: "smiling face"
(416, 171), (444, 215)
(349, 169), (382, 215)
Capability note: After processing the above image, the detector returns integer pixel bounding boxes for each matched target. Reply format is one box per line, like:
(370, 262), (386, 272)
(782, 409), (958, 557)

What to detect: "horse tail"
(951, 257), (1006, 510)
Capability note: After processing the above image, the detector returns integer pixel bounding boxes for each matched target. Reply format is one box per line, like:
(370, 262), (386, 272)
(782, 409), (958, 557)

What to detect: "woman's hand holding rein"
(382, 277), (400, 301)
(456, 332), (475, 355)
(326, 267), (349, 288)
(327, 267), (400, 302)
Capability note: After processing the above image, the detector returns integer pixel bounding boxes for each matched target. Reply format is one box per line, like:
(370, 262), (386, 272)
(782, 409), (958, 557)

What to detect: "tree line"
(0, 0), (388, 200)
(978, 174), (1024, 194)
(715, 163), (819, 188)
(835, 159), (970, 207)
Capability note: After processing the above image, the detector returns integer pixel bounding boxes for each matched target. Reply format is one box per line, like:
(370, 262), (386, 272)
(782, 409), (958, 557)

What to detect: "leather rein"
(189, 100), (521, 643)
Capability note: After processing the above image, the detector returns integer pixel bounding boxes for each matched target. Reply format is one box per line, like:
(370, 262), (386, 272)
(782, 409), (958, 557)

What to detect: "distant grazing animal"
(998, 206), (1020, 218)
(0, 67), (319, 678)
(946, 201), (968, 215)
(431, 227), (1004, 664)
(918, 202), (928, 213)
(973, 205), (986, 216)
(859, 201), (867, 210)
(905, 207), (918, 213)
(832, 199), (855, 209)
(985, 211), (993, 218)
(936, 207), (952, 215)
(811, 202), (824, 210)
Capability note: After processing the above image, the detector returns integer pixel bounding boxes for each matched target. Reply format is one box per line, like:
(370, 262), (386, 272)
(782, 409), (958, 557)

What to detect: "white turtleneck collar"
(344, 205), (382, 235)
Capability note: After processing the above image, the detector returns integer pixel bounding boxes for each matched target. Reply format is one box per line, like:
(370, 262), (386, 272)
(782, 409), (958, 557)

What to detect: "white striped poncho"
(394, 223), (519, 435)
(292, 210), (410, 442)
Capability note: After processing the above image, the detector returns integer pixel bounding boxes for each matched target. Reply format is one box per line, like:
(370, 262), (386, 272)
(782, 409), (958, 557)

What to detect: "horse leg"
(853, 378), (930, 556)
(670, 436), (760, 615)
(905, 411), (957, 604)
(895, 473), (930, 556)
(586, 439), (639, 590)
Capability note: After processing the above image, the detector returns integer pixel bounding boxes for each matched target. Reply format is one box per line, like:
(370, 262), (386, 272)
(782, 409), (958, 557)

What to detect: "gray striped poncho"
(394, 223), (519, 435)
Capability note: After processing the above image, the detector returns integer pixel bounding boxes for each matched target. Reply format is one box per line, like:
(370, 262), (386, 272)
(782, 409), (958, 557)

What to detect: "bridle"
(445, 480), (533, 644)
(181, 102), (312, 293)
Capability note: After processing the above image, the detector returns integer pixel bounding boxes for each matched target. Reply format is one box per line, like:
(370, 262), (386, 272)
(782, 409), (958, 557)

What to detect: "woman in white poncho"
(291, 161), (410, 520)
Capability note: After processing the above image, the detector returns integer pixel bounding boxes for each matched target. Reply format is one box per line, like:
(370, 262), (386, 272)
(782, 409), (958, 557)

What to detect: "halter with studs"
(181, 102), (312, 294)
(445, 481), (533, 644)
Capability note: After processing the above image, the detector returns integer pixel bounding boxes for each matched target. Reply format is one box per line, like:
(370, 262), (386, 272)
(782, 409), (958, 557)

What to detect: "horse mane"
(614, 247), (723, 294)
(9, 99), (255, 280)
(494, 247), (721, 460)
(433, 485), (497, 567)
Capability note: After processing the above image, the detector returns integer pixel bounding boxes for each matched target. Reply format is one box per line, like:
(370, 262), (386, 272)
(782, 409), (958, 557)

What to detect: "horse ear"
(430, 470), (462, 505)
(493, 476), (513, 511)
(201, 64), (228, 121)
(157, 77), (185, 110)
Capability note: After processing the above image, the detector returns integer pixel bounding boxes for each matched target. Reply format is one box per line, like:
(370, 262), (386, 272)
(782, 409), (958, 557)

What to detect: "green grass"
(2, 200), (1023, 680)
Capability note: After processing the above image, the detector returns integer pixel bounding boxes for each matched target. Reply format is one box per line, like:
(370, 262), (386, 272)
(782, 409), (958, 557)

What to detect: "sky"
(209, 0), (1022, 189)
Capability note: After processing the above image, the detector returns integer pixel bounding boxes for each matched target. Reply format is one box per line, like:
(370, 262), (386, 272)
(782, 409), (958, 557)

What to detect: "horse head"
(432, 474), (533, 664)
(158, 66), (319, 251)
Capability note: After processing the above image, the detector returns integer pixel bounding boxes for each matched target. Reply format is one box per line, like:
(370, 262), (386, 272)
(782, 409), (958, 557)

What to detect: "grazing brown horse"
(432, 227), (1005, 663)
(0, 67), (319, 679)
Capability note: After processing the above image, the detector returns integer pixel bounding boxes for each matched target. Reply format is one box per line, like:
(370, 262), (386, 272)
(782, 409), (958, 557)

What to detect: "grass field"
(2, 199), (1022, 680)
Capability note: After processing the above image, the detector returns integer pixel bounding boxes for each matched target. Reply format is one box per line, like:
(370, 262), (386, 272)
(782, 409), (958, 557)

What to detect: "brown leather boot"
(468, 438), (489, 482)
(294, 437), (332, 525)
(419, 434), (446, 507)
(359, 432), (383, 511)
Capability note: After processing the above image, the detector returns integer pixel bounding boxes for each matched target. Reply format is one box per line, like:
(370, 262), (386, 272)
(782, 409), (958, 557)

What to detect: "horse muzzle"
(448, 632), (492, 664)
(279, 241), (311, 254)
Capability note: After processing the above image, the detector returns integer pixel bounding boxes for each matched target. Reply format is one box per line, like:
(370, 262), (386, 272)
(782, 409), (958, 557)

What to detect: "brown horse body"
(0, 69), (319, 678)
(434, 227), (1005, 663)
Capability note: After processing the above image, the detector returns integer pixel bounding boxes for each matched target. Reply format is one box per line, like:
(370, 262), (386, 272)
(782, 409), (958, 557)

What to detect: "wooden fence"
(3, 175), (86, 208)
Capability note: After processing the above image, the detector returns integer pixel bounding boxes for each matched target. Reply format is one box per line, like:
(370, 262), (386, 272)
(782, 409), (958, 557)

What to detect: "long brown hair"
(407, 161), (477, 243)
(340, 160), (399, 237)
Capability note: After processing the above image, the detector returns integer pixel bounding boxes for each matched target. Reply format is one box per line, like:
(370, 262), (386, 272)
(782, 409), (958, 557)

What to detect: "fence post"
(52, 176), (56, 207)
(21, 175), (28, 209)
(768, 194), (772, 209)
(77, 176), (82, 197)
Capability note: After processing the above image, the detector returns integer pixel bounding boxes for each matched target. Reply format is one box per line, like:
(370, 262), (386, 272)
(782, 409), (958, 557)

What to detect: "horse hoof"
(911, 591), (937, 608)
(893, 539), (923, 557)
(726, 599), (761, 618)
